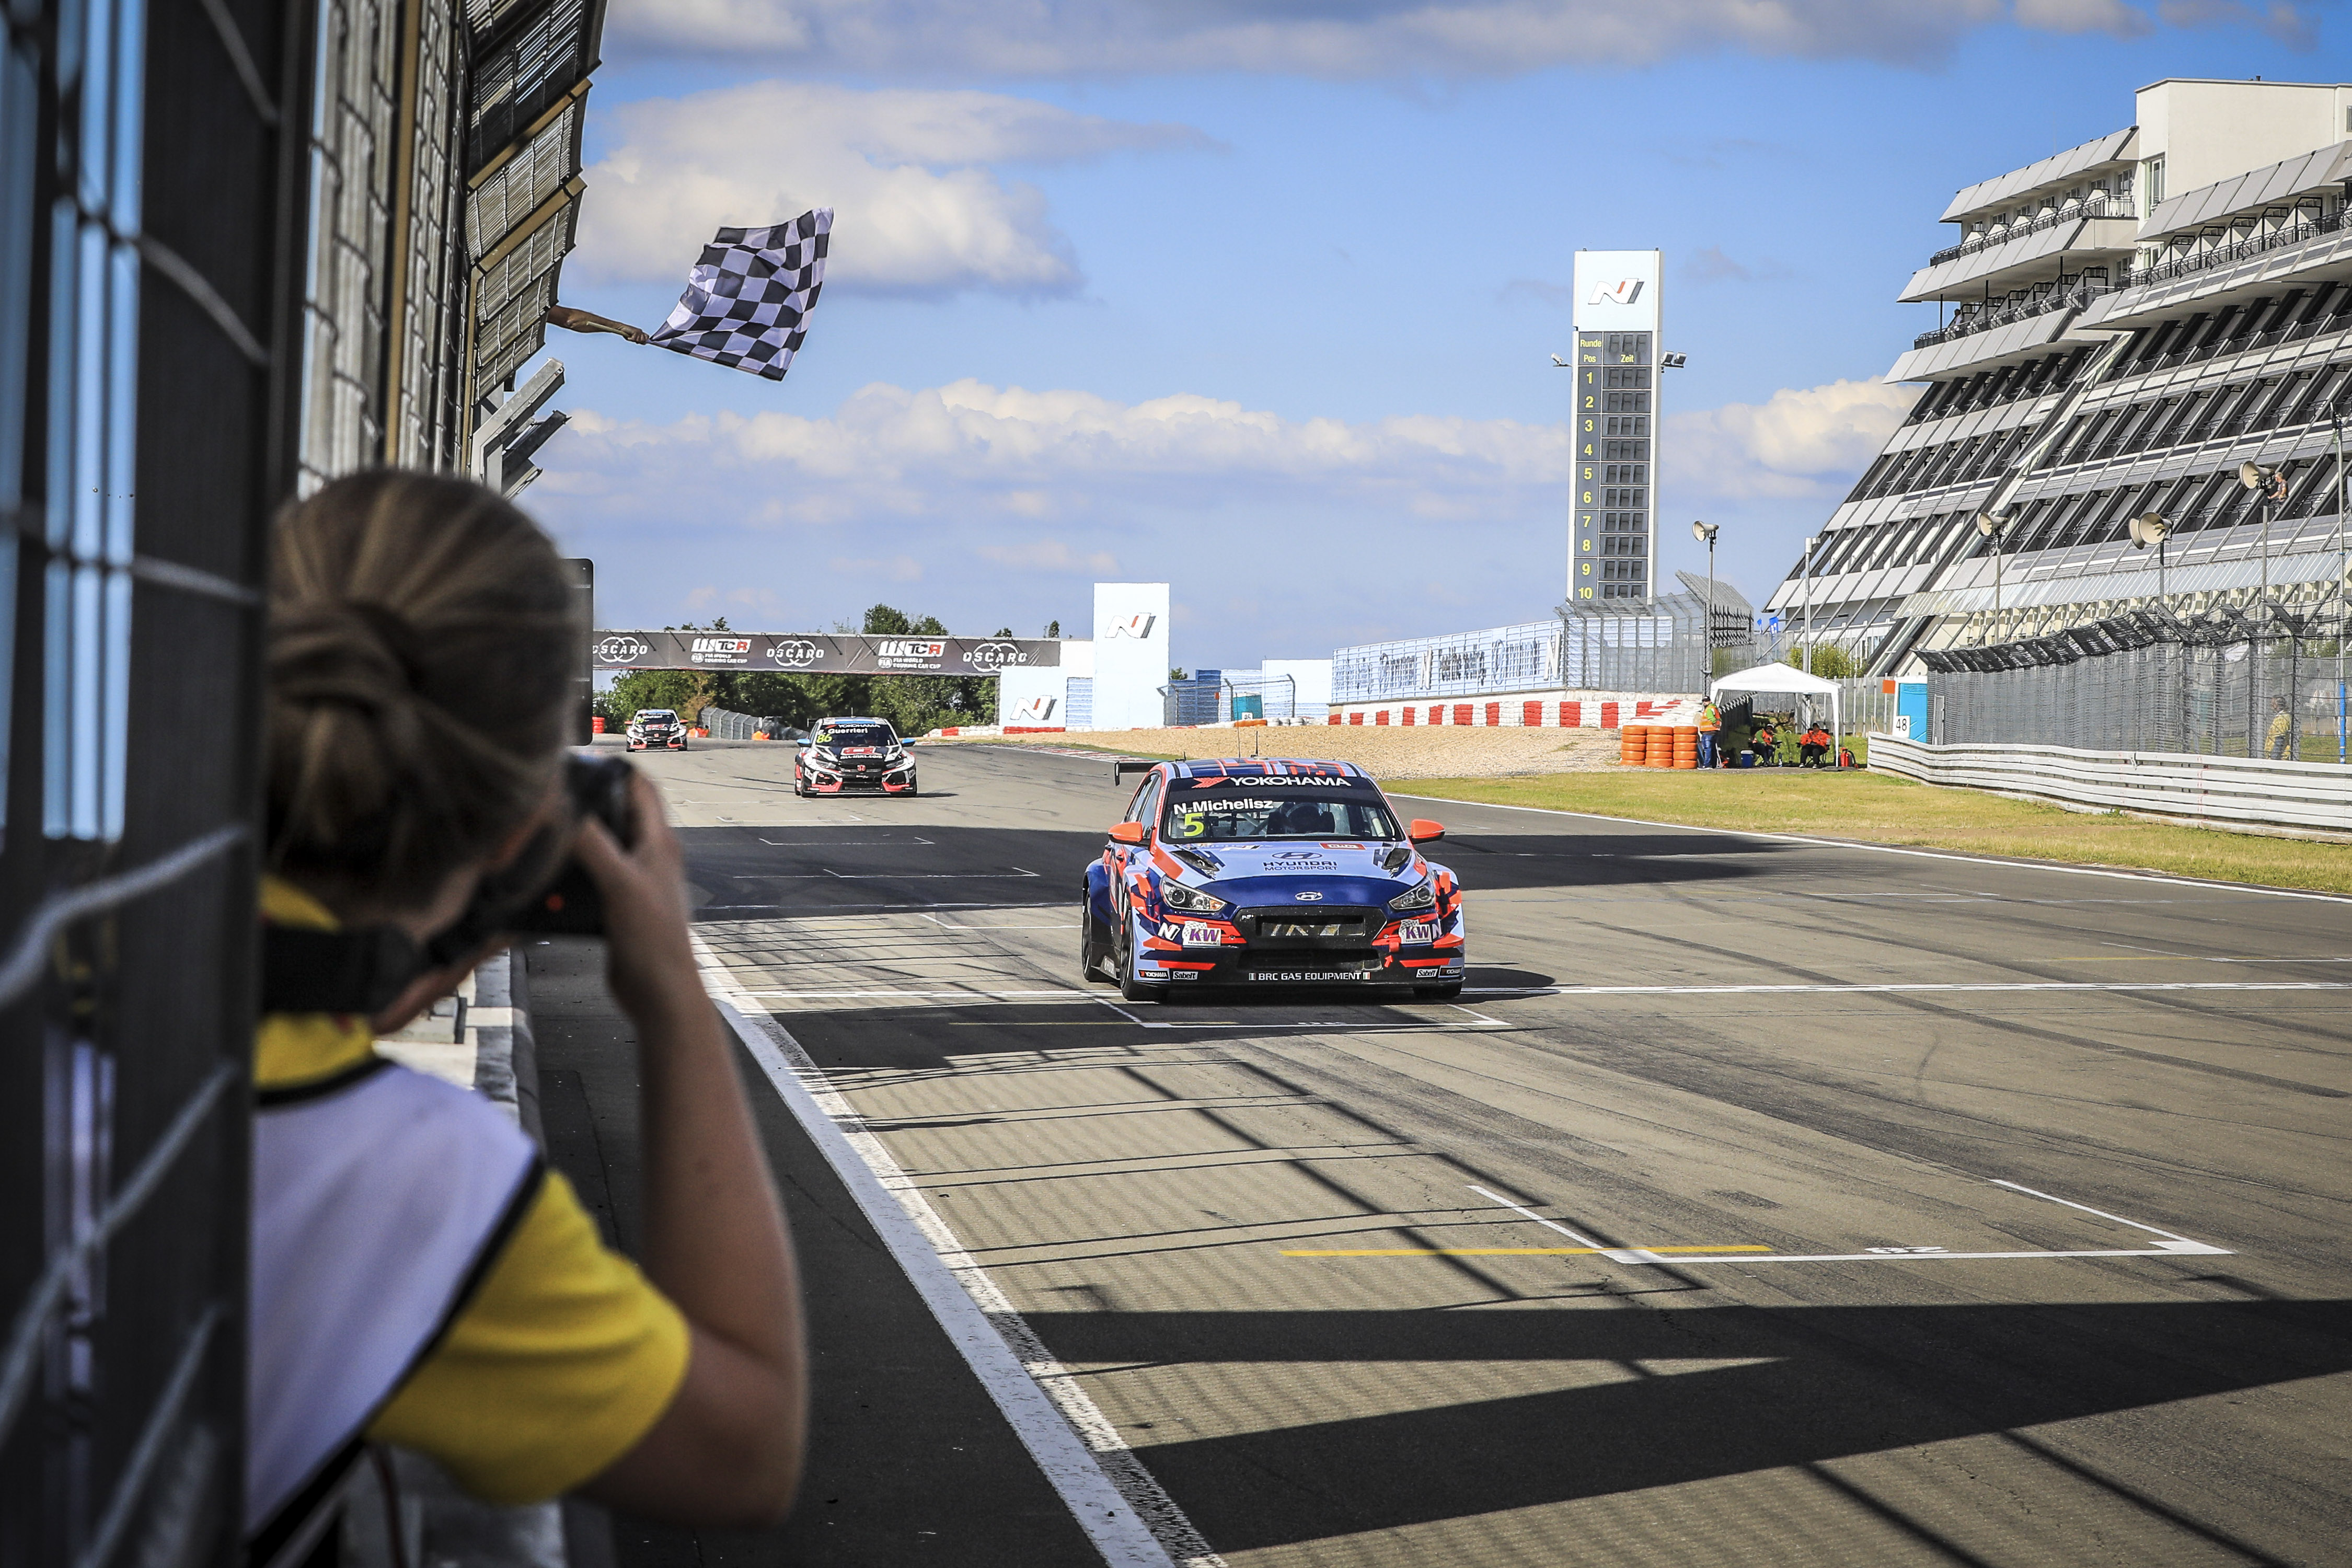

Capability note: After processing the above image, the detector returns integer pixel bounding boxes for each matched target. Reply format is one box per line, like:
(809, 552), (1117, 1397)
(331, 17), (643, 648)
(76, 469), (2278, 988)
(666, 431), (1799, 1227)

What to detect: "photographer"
(248, 473), (804, 1562)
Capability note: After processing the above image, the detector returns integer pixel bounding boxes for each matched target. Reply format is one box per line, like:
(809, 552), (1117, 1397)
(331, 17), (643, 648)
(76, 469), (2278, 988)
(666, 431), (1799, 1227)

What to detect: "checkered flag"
(648, 209), (831, 382)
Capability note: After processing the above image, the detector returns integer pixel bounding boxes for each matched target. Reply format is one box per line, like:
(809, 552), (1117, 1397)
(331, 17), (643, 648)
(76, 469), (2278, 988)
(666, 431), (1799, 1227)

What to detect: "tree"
(1788, 643), (1863, 679)
(1043, 619), (1060, 638)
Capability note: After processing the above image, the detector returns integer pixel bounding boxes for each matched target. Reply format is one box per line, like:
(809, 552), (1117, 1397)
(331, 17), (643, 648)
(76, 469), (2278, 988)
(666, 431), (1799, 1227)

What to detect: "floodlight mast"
(1692, 520), (1720, 678)
(1976, 510), (2013, 642)
(2240, 459), (2286, 623)
(2129, 512), (2171, 602)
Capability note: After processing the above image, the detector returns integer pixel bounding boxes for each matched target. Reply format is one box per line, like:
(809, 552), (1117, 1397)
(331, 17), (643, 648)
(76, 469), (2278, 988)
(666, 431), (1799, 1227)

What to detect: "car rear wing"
(1113, 759), (1158, 785)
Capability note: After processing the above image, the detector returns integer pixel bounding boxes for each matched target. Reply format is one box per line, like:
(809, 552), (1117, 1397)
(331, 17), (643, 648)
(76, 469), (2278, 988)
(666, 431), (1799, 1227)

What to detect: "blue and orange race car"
(1081, 757), (1466, 1001)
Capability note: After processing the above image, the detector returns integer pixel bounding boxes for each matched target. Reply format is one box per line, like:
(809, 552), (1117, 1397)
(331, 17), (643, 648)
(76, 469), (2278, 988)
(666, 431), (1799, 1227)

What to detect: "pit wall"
(1327, 690), (1700, 729)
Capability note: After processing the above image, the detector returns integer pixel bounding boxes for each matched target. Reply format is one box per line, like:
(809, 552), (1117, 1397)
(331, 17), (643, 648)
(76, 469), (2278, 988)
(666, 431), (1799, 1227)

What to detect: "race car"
(1081, 757), (1465, 1001)
(795, 717), (918, 796)
(625, 708), (688, 751)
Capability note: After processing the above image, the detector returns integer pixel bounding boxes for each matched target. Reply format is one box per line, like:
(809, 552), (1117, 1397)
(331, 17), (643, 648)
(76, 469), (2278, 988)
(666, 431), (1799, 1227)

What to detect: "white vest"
(246, 1058), (538, 1555)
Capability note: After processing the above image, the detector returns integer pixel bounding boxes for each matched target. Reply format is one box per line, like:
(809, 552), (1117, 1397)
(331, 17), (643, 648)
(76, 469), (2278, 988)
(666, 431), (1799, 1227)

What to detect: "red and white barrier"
(1325, 691), (1699, 730)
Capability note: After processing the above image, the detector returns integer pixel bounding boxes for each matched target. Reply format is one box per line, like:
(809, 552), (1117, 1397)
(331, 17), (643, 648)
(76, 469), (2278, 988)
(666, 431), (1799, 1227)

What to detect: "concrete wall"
(2138, 78), (2352, 198)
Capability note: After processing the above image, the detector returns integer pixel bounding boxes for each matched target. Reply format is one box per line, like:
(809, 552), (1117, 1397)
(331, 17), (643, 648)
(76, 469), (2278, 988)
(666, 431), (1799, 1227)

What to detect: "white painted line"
(1467, 980), (2352, 997)
(743, 988), (1091, 999)
(1467, 1184), (1647, 1265)
(1985, 1177), (2223, 1249)
(1385, 791), (2352, 905)
(757, 836), (935, 846)
(695, 936), (1220, 1568)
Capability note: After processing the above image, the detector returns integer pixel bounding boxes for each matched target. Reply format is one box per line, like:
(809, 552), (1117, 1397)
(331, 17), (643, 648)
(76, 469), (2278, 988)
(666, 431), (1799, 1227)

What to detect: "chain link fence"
(1921, 603), (2352, 761)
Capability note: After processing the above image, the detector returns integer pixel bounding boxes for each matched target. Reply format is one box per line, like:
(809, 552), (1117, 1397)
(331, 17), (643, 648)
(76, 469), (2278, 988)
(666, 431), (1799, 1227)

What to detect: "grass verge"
(1396, 767), (2352, 896)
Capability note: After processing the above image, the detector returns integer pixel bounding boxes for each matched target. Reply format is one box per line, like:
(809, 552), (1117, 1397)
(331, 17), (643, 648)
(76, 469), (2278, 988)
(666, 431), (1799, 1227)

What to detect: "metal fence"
(1920, 605), (2352, 761)
(0, 0), (302, 1560)
(699, 706), (794, 740)
(1331, 586), (1758, 707)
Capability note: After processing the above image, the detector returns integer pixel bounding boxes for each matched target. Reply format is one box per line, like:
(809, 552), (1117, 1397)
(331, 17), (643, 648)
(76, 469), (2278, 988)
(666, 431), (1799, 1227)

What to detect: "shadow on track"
(1020, 1300), (2351, 1557)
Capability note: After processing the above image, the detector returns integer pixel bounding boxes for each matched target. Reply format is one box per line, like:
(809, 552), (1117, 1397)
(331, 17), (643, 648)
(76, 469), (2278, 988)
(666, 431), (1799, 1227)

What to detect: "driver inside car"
(1263, 800), (1338, 837)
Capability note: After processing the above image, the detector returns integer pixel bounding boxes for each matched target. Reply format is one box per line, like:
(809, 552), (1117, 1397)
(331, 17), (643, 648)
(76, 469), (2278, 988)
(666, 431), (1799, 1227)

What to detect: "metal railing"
(1871, 734), (2352, 833)
(1332, 621), (1561, 704)
(698, 707), (795, 740)
(1912, 274), (2119, 350)
(1927, 193), (2133, 267)
(2132, 207), (2346, 291)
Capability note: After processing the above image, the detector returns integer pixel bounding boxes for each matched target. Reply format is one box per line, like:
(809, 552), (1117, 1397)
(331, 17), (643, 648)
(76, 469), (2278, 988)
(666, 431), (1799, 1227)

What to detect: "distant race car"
(625, 708), (687, 752)
(1082, 757), (1464, 1002)
(795, 717), (918, 796)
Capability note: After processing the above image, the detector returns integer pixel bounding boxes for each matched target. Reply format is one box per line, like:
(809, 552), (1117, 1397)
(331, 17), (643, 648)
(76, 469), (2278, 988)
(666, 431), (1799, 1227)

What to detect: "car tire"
(1079, 897), (1112, 983)
(1414, 982), (1465, 1000)
(1116, 919), (1162, 1004)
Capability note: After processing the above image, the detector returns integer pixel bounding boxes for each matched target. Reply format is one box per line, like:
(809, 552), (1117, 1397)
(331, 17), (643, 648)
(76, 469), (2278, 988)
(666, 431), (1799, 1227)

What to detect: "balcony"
(1912, 275), (2119, 351)
(1928, 193), (2134, 268)
(2132, 206), (2347, 289)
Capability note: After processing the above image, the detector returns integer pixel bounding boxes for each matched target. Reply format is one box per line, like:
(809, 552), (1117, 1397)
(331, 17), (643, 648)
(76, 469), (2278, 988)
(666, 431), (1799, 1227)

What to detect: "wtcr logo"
(877, 639), (947, 659)
(1586, 279), (1644, 306)
(691, 637), (751, 654)
(1104, 613), (1158, 640)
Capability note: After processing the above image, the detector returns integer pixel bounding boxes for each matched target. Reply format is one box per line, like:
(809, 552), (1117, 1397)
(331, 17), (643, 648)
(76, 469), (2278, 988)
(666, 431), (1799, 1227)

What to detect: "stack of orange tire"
(1620, 725), (1648, 766)
(1673, 725), (1700, 769)
(1645, 727), (1673, 768)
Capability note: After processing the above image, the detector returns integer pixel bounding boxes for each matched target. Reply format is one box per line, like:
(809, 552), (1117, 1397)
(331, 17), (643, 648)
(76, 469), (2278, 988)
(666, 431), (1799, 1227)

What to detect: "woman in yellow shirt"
(251, 472), (804, 1565)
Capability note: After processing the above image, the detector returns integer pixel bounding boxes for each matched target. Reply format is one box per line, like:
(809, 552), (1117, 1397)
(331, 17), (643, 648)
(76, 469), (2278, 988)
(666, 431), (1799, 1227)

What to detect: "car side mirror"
(795, 738), (812, 747)
(1108, 821), (1148, 845)
(1407, 818), (1445, 844)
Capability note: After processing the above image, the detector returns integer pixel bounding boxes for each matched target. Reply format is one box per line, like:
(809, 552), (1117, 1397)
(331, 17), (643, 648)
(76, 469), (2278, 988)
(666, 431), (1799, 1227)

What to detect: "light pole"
(1976, 509), (2014, 644)
(2129, 511), (2170, 602)
(1693, 521), (1720, 681)
(2239, 459), (2287, 624)
(1803, 534), (1816, 675)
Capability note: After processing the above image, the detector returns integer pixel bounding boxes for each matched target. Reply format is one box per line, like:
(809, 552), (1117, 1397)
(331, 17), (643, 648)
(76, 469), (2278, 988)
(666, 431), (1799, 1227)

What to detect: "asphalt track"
(532, 736), (2352, 1566)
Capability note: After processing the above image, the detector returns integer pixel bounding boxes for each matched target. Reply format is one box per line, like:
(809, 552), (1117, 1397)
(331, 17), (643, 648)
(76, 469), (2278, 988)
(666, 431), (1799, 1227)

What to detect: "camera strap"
(260, 925), (424, 1016)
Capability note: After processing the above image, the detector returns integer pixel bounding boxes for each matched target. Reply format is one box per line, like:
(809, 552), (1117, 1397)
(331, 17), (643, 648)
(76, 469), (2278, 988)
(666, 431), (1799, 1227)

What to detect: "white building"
(1766, 78), (2352, 672)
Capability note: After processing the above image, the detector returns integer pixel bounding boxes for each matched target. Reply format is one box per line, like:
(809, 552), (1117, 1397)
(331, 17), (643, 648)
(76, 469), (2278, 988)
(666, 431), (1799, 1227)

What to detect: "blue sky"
(528, 0), (2336, 668)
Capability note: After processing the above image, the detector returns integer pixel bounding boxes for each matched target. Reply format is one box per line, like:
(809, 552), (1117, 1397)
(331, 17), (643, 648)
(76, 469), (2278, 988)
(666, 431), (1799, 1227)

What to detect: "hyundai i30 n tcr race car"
(794, 717), (918, 796)
(625, 709), (687, 751)
(1081, 757), (1465, 1001)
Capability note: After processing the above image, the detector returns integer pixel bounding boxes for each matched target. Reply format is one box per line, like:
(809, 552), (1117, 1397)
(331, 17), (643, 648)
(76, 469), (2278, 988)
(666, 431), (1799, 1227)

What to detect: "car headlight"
(1388, 878), (1437, 913)
(1159, 879), (1229, 916)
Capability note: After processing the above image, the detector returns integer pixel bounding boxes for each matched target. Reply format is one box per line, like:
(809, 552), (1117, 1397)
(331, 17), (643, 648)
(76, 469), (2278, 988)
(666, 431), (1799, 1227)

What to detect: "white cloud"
(572, 82), (1208, 294)
(976, 539), (1122, 574)
(602, 0), (2310, 75)
(2013, 0), (2153, 34)
(1669, 379), (1919, 500)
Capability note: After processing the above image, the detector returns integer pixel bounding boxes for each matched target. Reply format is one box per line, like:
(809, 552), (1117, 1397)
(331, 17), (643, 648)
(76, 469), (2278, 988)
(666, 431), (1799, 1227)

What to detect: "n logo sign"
(1104, 613), (1158, 640)
(1014, 695), (1058, 723)
(1587, 279), (1644, 306)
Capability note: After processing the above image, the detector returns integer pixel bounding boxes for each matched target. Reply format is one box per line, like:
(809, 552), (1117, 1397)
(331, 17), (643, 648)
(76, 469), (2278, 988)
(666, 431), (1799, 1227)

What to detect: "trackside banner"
(591, 631), (1062, 676)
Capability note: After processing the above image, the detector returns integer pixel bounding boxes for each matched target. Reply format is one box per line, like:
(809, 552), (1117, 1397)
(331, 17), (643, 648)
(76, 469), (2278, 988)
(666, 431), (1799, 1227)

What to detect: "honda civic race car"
(794, 717), (918, 796)
(1081, 757), (1465, 1001)
(625, 709), (687, 751)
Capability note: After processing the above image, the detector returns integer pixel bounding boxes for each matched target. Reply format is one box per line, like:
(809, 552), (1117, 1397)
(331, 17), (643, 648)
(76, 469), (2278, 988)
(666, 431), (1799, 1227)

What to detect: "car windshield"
(815, 724), (893, 748)
(1161, 783), (1399, 842)
(635, 711), (674, 723)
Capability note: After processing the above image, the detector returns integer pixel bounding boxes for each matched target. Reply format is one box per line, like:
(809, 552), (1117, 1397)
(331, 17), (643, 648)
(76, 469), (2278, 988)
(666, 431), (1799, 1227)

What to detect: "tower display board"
(1569, 250), (1662, 604)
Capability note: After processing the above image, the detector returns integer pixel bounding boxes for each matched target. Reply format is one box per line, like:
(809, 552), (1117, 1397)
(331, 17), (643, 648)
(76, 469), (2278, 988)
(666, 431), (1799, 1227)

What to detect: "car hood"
(1161, 840), (1434, 907)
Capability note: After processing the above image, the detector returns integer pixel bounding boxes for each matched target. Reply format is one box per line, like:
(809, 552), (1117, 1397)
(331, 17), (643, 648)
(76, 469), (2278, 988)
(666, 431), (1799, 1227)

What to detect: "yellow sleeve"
(368, 1169), (691, 1504)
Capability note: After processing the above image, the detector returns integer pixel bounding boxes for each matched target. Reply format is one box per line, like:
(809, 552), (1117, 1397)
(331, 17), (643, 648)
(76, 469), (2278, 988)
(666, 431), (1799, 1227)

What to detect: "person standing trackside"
(2268, 696), (2295, 760)
(250, 472), (806, 1565)
(1696, 699), (1722, 769)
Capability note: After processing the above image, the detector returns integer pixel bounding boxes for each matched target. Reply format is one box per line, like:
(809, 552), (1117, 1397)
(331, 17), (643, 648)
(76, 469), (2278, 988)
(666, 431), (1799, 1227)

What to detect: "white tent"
(1710, 663), (1842, 763)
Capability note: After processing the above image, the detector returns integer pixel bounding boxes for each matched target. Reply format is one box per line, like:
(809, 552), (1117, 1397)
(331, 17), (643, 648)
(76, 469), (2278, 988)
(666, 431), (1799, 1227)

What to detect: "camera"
(425, 752), (640, 961)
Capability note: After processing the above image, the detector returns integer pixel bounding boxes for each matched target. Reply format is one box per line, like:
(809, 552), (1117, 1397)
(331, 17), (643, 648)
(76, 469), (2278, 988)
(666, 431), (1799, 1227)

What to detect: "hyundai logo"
(1293, 891), (1324, 902)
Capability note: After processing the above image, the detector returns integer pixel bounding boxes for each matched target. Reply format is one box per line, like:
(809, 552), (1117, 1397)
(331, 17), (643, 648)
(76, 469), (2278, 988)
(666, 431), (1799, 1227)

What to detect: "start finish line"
(592, 630), (1062, 676)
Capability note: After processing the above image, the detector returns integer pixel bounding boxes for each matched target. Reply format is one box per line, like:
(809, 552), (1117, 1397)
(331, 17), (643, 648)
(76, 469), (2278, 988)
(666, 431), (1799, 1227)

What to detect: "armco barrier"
(1868, 734), (2352, 834)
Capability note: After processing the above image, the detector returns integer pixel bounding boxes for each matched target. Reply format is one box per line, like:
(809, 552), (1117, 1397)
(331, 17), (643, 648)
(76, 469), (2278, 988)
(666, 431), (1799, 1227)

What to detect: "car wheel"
(1116, 917), (1162, 1004)
(1414, 982), (1465, 1000)
(1079, 895), (1112, 983)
